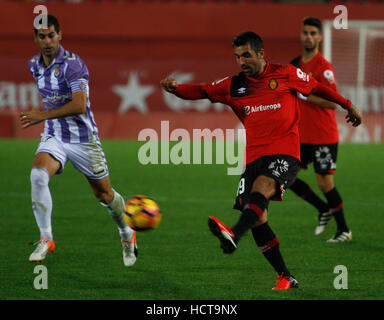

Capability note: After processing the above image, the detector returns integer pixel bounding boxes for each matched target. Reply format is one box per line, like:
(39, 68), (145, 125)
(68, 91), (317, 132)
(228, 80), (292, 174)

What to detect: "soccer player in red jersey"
(289, 17), (352, 242)
(160, 31), (362, 289)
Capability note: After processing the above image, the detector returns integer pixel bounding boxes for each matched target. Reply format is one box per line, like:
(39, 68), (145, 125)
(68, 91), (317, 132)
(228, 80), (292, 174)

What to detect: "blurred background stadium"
(0, 0), (383, 142)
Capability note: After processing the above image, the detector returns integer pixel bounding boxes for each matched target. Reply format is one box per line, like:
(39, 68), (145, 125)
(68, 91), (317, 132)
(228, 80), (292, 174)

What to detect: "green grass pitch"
(0, 139), (383, 300)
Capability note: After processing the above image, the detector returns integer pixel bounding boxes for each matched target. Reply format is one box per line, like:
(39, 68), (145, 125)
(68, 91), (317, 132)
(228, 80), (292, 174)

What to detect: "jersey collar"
(246, 61), (270, 81)
(38, 45), (65, 68)
(301, 51), (321, 65)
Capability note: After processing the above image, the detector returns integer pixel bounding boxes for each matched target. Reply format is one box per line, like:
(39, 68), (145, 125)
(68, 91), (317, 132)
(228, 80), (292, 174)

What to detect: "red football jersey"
(293, 53), (339, 144)
(202, 62), (318, 164)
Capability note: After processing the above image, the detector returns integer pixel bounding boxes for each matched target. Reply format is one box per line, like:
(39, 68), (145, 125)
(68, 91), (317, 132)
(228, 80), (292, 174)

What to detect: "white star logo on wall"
(112, 72), (154, 114)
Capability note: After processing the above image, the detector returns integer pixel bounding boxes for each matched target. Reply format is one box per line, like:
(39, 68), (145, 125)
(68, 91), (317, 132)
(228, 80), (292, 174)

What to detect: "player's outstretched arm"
(20, 91), (87, 128)
(160, 77), (207, 100)
(311, 82), (362, 127)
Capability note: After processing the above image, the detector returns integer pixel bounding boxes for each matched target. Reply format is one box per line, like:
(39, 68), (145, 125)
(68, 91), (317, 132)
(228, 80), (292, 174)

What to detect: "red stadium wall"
(0, 2), (383, 142)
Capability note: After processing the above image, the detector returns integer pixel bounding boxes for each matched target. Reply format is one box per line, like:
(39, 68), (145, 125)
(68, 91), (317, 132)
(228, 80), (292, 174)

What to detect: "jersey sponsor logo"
(323, 69), (335, 85)
(315, 146), (331, 164)
(296, 68), (310, 82)
(268, 158), (289, 178)
(268, 79), (278, 90)
(42, 91), (72, 105)
(242, 103), (281, 116)
(315, 146), (336, 170)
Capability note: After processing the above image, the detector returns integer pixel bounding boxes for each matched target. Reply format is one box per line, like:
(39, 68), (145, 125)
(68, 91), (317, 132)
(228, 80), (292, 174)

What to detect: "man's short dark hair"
(302, 17), (322, 33)
(232, 31), (264, 53)
(34, 14), (60, 35)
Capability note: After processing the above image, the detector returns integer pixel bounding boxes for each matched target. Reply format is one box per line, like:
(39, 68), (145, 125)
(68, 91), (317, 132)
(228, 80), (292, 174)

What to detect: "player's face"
(301, 25), (322, 51)
(234, 44), (265, 77)
(35, 25), (62, 59)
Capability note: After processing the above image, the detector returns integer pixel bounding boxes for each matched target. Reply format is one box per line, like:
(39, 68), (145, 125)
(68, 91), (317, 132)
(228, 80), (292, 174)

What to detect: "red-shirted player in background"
(160, 31), (362, 290)
(289, 17), (352, 242)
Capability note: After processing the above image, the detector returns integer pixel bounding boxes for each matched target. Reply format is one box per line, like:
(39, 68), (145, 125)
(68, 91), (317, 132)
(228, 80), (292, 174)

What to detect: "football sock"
(324, 187), (349, 232)
(289, 178), (329, 213)
(251, 222), (290, 277)
(231, 192), (268, 242)
(103, 190), (134, 241)
(30, 167), (53, 241)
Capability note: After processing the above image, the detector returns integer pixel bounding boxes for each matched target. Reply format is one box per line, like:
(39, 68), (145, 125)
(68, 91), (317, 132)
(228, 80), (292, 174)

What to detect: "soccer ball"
(123, 195), (161, 231)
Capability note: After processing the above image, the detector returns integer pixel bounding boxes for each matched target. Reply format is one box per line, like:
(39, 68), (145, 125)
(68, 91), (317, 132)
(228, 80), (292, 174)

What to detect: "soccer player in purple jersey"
(21, 15), (137, 266)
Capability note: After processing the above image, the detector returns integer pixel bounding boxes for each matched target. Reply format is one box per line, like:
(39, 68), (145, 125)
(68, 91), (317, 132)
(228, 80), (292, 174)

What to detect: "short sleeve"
(28, 59), (34, 76)
(202, 76), (231, 104)
(64, 57), (89, 93)
(286, 64), (318, 96)
(28, 56), (38, 78)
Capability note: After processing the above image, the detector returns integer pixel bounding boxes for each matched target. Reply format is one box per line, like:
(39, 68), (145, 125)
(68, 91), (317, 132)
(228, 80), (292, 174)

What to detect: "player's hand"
(160, 78), (178, 92)
(20, 105), (45, 128)
(345, 104), (362, 127)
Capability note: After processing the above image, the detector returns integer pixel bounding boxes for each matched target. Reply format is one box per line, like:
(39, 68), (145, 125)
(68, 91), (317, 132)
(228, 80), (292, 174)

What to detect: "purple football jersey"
(28, 46), (99, 143)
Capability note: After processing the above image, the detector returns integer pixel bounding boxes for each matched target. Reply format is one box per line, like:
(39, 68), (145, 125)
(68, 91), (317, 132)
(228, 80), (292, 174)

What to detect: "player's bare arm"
(311, 82), (363, 127)
(20, 91), (87, 128)
(298, 93), (337, 109)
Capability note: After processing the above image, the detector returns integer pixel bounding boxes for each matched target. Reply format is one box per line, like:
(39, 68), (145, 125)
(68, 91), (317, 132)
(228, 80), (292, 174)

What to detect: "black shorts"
(300, 143), (338, 175)
(233, 154), (300, 211)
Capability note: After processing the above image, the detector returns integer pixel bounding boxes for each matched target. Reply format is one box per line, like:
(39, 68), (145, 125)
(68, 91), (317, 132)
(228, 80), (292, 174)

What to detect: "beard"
(304, 44), (316, 52)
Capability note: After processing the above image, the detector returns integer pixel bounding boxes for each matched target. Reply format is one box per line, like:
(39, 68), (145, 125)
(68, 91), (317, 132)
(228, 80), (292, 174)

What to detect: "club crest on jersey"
(268, 79), (278, 90)
(308, 71), (313, 77)
(53, 66), (61, 78)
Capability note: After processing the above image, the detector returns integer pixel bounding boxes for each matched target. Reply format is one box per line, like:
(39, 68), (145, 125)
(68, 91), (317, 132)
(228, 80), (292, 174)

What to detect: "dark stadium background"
(0, 0), (383, 141)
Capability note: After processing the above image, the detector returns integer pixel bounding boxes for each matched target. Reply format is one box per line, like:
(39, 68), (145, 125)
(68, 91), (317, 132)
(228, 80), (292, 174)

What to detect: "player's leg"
(246, 156), (299, 289)
(246, 176), (295, 286)
(231, 175), (273, 240)
(87, 176), (137, 266)
(209, 155), (299, 289)
(87, 176), (133, 241)
(313, 143), (351, 242)
(29, 152), (61, 262)
(208, 174), (271, 254)
(31, 152), (61, 240)
(289, 176), (329, 215)
(250, 216), (298, 290)
(288, 144), (331, 234)
(64, 140), (137, 266)
(317, 174), (351, 242)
